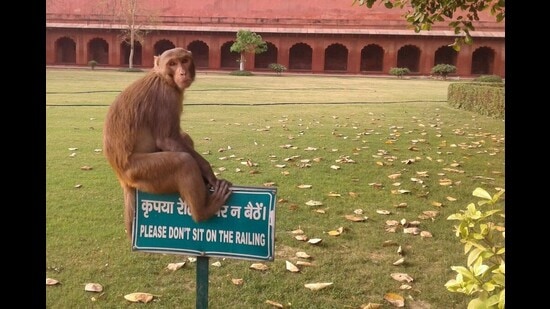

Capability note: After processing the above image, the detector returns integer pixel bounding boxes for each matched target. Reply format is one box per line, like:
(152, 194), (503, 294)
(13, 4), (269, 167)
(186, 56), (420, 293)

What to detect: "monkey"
(103, 47), (232, 238)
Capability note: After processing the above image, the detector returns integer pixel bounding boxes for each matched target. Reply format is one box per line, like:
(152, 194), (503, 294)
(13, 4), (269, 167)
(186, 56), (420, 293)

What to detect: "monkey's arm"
(156, 136), (221, 187)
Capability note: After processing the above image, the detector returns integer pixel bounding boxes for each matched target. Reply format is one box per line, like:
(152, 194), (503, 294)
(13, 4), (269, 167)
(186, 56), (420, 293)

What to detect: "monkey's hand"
(209, 179), (232, 205)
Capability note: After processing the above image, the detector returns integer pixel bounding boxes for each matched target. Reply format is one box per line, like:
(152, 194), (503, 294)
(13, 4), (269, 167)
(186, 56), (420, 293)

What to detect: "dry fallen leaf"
(295, 235), (309, 241)
(327, 227), (344, 236)
(345, 214), (367, 222)
(383, 240), (398, 247)
(211, 261), (222, 267)
(304, 282), (333, 291)
(361, 303), (383, 309)
(296, 251), (311, 259)
(286, 260), (300, 273)
(298, 184), (313, 189)
(124, 292), (154, 303)
(291, 229), (304, 235)
(80, 166), (93, 170)
(166, 262), (185, 271)
(265, 300), (284, 308)
(377, 210), (391, 215)
(232, 278), (244, 285)
(305, 200), (323, 206)
(388, 173), (402, 180)
(384, 292), (405, 307)
(46, 278), (60, 285)
(420, 231), (433, 238)
(393, 257), (405, 266)
(308, 238), (323, 245)
(250, 263), (269, 271)
(84, 283), (103, 292)
(296, 261), (314, 267)
(390, 273), (414, 282)
(403, 227), (421, 235)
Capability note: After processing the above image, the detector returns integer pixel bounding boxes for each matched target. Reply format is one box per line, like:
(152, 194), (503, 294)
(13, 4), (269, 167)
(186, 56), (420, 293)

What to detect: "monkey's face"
(155, 48), (196, 91)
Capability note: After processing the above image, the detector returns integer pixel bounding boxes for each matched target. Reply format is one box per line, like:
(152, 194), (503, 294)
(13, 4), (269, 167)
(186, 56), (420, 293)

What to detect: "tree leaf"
(472, 187), (492, 200)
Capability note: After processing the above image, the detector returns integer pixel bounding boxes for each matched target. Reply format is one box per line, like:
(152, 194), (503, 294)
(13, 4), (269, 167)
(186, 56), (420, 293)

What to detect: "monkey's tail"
(122, 183), (136, 240)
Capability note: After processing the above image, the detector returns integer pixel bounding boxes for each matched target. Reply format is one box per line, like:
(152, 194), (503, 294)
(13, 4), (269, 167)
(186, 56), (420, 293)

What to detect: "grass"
(46, 69), (504, 308)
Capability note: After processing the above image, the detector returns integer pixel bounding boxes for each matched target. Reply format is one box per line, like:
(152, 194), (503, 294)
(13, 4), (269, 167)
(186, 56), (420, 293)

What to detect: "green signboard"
(132, 186), (276, 261)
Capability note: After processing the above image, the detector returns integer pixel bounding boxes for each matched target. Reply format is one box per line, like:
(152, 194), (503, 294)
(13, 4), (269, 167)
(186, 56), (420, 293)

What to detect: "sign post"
(132, 186), (277, 308)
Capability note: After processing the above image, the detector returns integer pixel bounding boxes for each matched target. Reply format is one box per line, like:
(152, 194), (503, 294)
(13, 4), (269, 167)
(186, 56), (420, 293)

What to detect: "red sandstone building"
(46, 0), (505, 77)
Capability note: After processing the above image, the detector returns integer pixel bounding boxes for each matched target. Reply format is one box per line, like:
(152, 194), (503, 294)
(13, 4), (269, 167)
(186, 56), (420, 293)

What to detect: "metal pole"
(196, 256), (209, 309)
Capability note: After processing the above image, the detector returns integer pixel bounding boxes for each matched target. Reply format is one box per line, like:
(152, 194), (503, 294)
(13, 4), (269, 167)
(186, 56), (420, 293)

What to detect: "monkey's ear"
(153, 55), (160, 69)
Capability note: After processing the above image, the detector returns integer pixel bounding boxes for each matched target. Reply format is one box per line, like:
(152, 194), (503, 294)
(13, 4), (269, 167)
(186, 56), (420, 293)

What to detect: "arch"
(255, 42), (278, 69)
(187, 40), (209, 69)
(120, 41), (143, 66)
(324, 43), (348, 71)
(54, 37), (76, 64)
(220, 41), (239, 69)
(471, 46), (495, 75)
(289, 43), (312, 71)
(360, 44), (384, 72)
(396, 45), (421, 72)
(87, 38), (109, 64)
(154, 40), (176, 56)
(434, 45), (457, 66)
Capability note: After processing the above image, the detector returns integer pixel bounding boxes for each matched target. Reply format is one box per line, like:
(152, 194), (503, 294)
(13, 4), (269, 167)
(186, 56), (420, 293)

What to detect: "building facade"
(46, 0), (505, 77)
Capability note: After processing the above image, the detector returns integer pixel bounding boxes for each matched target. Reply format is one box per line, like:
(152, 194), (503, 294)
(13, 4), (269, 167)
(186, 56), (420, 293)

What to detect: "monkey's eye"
(167, 60), (177, 66)
(181, 58), (189, 64)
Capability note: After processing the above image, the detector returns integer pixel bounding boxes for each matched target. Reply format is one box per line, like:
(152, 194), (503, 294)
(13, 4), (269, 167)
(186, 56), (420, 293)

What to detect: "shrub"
(88, 60), (98, 70)
(447, 83), (504, 119)
(117, 68), (144, 73)
(389, 67), (410, 79)
(229, 70), (253, 76)
(431, 64), (457, 80)
(474, 75), (503, 83)
(268, 63), (287, 75)
(445, 188), (505, 309)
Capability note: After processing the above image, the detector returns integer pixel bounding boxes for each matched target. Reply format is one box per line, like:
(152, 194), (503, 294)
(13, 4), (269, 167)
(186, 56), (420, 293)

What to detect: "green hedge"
(447, 82), (505, 119)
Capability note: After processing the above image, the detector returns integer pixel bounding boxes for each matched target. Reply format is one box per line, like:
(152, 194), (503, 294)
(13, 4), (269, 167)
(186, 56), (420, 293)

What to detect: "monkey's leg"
(123, 152), (230, 222)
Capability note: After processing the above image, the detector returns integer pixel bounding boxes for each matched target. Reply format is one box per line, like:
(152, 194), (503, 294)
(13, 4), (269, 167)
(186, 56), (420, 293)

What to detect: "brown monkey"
(103, 47), (232, 238)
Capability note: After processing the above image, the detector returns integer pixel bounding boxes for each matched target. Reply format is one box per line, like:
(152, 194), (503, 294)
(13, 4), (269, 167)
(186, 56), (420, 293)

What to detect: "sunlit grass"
(46, 69), (504, 308)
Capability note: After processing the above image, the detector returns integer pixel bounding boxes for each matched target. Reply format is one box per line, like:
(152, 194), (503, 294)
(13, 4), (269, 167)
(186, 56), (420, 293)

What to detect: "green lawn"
(46, 69), (504, 308)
